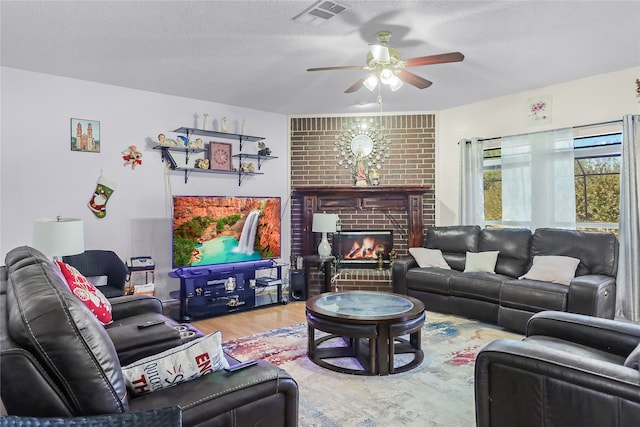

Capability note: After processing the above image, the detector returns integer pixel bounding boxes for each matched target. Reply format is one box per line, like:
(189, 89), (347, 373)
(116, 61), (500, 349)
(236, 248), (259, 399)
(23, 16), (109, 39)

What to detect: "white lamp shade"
(33, 217), (85, 258)
(312, 213), (337, 233)
(363, 74), (379, 91)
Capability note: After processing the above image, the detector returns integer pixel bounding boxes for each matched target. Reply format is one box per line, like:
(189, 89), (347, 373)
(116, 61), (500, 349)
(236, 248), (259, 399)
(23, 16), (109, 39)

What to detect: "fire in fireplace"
(333, 230), (393, 268)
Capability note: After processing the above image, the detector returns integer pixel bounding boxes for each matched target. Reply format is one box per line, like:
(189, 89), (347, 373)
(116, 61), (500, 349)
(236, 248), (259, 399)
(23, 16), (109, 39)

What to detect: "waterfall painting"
(172, 196), (281, 269)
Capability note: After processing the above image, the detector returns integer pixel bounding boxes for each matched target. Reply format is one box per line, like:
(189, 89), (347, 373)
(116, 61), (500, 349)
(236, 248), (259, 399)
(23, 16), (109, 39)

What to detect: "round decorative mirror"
(350, 134), (374, 156)
(334, 118), (391, 185)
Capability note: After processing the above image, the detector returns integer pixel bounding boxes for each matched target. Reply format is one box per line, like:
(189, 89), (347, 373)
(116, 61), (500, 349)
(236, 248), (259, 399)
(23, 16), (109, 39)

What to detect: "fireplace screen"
(334, 230), (393, 268)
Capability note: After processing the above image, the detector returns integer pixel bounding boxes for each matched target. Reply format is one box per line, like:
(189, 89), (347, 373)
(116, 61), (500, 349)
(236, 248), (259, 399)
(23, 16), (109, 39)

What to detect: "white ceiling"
(2, 1), (639, 116)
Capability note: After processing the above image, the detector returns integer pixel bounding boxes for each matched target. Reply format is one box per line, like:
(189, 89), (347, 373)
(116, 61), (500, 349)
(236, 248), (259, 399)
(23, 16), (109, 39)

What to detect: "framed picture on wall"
(70, 118), (100, 152)
(208, 141), (232, 170)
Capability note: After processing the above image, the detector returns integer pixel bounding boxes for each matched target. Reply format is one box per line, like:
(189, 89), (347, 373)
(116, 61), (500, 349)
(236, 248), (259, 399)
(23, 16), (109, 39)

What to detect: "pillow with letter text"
(519, 255), (580, 285)
(122, 331), (229, 395)
(409, 248), (451, 269)
(56, 261), (112, 325)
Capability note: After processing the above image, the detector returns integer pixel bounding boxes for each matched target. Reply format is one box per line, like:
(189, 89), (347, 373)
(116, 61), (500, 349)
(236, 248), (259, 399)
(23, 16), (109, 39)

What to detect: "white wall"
(0, 67), (290, 300)
(437, 67), (640, 225)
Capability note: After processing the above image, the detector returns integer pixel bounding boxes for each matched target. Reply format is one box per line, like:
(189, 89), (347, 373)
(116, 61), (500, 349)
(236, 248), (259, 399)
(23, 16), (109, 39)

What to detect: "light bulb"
(388, 75), (403, 91)
(363, 74), (379, 91)
(380, 68), (394, 84)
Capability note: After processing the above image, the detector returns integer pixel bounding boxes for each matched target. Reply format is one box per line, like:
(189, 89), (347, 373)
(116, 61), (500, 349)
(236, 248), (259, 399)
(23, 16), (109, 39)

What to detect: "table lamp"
(312, 213), (337, 258)
(33, 216), (85, 261)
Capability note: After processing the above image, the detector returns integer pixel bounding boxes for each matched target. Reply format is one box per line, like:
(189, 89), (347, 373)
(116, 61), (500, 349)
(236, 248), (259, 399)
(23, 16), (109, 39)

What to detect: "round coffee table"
(306, 291), (425, 375)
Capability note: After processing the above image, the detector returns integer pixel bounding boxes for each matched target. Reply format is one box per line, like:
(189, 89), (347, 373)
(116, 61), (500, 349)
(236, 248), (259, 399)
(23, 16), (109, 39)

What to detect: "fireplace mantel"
(293, 185), (431, 256)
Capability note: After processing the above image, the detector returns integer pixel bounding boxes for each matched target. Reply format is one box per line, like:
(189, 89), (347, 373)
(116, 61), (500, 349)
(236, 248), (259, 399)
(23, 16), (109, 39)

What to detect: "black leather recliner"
(63, 249), (128, 298)
(1, 246), (299, 426)
(475, 311), (640, 426)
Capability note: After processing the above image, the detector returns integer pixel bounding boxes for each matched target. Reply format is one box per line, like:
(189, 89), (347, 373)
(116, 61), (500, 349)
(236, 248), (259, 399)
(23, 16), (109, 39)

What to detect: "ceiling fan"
(307, 31), (464, 93)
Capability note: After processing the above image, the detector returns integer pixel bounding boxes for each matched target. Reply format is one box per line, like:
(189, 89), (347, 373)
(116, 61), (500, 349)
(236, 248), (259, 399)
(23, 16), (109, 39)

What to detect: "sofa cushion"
(449, 272), (508, 303)
(519, 255), (580, 285)
(405, 268), (463, 295)
(464, 251), (499, 273)
(409, 248), (450, 269)
(479, 228), (532, 277)
(56, 261), (113, 325)
(122, 331), (229, 396)
(5, 246), (128, 414)
(425, 225), (481, 271)
(530, 228), (618, 277)
(500, 278), (568, 312)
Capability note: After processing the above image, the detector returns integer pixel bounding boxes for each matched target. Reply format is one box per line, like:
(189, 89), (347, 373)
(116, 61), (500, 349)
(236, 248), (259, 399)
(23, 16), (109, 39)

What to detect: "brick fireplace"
(290, 113), (437, 297)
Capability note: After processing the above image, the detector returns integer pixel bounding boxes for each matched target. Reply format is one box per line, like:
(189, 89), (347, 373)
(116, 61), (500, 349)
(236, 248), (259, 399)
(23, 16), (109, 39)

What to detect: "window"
(482, 129), (621, 233)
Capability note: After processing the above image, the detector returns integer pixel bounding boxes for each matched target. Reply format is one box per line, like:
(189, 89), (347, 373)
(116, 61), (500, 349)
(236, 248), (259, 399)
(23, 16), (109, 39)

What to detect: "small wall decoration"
(208, 141), (232, 170)
(122, 145), (142, 170)
(88, 174), (117, 218)
(335, 117), (391, 185)
(527, 95), (552, 125)
(71, 118), (100, 152)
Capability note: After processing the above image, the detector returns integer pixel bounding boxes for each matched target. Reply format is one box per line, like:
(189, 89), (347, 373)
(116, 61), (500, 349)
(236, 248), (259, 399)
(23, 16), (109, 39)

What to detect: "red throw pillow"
(56, 261), (113, 325)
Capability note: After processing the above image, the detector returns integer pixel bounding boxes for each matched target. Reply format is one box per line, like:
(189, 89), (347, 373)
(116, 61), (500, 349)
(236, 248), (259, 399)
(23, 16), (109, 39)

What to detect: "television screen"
(172, 196), (281, 269)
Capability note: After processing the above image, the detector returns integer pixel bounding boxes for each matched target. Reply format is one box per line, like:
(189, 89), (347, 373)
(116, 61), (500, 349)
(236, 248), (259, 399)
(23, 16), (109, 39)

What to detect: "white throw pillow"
(409, 248), (451, 269)
(519, 255), (580, 285)
(464, 251), (499, 273)
(122, 331), (229, 395)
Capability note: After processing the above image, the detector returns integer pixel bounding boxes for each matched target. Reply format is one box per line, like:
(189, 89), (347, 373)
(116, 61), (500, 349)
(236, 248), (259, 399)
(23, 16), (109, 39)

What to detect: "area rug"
(222, 311), (521, 427)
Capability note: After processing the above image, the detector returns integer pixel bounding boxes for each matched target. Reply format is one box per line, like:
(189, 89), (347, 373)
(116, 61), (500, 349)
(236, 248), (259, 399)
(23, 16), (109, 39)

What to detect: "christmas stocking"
(88, 175), (117, 218)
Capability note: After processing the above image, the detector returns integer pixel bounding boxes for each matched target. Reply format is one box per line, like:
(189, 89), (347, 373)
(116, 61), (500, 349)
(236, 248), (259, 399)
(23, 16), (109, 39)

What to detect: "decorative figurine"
(221, 117), (228, 133)
(122, 145), (142, 170)
(202, 113), (209, 130)
(368, 169), (380, 186)
(157, 133), (178, 146)
(194, 159), (209, 169)
(258, 141), (271, 156)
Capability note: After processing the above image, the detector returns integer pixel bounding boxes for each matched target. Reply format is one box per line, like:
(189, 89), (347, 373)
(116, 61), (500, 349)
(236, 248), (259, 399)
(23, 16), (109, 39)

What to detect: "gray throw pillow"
(624, 343), (640, 370)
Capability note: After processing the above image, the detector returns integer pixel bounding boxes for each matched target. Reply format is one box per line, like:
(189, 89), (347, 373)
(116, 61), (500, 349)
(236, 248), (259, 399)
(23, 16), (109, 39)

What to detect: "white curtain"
(501, 128), (576, 229)
(617, 114), (640, 321)
(458, 138), (485, 226)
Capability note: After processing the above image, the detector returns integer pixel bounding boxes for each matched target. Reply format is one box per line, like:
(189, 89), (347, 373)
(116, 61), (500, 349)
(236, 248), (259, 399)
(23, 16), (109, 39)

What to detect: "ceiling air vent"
(292, 1), (347, 25)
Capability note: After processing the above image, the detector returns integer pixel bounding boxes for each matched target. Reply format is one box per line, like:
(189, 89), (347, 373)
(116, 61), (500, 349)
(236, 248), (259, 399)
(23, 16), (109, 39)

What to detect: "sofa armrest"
(475, 338), (640, 427)
(109, 295), (163, 320)
(567, 274), (616, 318)
(128, 360), (298, 427)
(0, 407), (182, 427)
(526, 311), (640, 356)
(391, 257), (417, 294)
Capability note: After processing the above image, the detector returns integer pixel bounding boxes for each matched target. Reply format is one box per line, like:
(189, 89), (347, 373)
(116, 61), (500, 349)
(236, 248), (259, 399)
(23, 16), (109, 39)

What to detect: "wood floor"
(191, 301), (307, 341)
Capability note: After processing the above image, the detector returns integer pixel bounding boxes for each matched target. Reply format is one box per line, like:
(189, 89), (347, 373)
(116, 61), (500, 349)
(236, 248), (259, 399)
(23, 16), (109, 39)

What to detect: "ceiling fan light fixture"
(369, 44), (390, 63)
(363, 74), (379, 91)
(388, 75), (403, 91)
(379, 68), (394, 84)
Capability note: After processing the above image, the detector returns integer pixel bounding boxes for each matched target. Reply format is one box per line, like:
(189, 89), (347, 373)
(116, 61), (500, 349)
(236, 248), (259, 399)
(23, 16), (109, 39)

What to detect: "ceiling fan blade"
(396, 70), (433, 89)
(404, 52), (465, 67)
(344, 76), (369, 93)
(307, 65), (367, 72)
(369, 44), (390, 63)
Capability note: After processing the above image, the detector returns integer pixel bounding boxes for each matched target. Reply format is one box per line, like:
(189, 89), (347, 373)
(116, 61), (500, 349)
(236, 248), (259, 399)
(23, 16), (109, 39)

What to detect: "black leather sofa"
(475, 311), (640, 426)
(1, 246), (298, 426)
(392, 226), (618, 333)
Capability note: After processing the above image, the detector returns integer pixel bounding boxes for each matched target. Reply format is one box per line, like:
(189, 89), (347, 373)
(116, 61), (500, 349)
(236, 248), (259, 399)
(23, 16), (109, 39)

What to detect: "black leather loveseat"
(475, 310), (640, 426)
(392, 226), (618, 333)
(1, 246), (298, 426)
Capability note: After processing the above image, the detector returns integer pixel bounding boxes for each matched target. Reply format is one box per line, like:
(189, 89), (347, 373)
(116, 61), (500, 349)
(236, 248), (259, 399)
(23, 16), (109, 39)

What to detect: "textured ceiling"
(1, 1), (639, 115)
